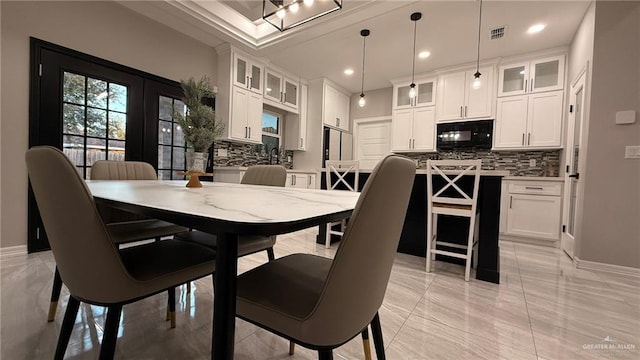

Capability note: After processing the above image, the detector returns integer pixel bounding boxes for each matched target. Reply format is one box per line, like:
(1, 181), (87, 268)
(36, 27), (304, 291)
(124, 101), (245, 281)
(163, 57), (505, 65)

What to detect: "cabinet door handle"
(524, 79), (528, 93)
(522, 133), (525, 146)
(409, 139), (412, 149)
(308, 176), (311, 186)
(465, 105), (468, 117)
(413, 139), (416, 149)
(528, 133), (531, 145)
(525, 186), (544, 190)
(300, 137), (303, 147)
(245, 126), (248, 138)
(460, 106), (463, 118)
(510, 195), (513, 208)
(531, 79), (534, 92)
(248, 127), (251, 139)
(337, 118), (340, 127)
(249, 76), (253, 89)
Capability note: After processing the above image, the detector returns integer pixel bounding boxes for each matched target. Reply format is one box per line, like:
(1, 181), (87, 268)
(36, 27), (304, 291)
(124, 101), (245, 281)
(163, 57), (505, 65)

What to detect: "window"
(61, 71), (128, 179)
(259, 111), (281, 154)
(157, 96), (188, 179)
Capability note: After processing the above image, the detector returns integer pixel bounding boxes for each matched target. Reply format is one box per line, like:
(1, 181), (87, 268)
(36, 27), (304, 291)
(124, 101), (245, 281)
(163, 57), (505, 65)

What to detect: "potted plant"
(174, 76), (224, 173)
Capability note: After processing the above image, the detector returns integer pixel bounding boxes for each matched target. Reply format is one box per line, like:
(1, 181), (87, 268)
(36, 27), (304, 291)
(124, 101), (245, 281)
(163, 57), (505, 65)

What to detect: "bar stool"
(426, 159), (481, 281)
(324, 160), (359, 248)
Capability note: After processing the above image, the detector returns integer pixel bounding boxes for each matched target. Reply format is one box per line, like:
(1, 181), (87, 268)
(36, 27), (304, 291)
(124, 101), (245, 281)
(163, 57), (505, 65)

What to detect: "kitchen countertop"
(503, 176), (563, 182)
(339, 168), (511, 177)
(213, 166), (318, 174)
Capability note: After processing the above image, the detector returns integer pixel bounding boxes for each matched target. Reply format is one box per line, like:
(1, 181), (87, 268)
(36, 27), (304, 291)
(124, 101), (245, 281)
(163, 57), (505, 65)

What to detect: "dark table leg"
(212, 233), (239, 360)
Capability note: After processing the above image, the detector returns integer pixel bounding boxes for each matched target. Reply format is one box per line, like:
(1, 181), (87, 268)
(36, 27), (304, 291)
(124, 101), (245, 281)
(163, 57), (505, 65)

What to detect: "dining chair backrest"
(426, 159), (482, 208)
(26, 146), (135, 303)
(305, 154), (415, 345)
(91, 160), (158, 180)
(325, 160), (359, 192)
(241, 165), (287, 187)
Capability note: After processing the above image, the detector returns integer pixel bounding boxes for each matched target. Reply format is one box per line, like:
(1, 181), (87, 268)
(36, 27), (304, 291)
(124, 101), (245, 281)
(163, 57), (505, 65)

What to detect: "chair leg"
(318, 349), (333, 360)
(371, 312), (386, 360)
(426, 211), (433, 272)
(168, 286), (176, 328)
(289, 341), (295, 355)
(432, 214), (438, 261)
(48, 266), (63, 322)
(325, 223), (331, 248)
(99, 304), (122, 360)
(464, 215), (477, 282)
(361, 326), (372, 360)
(53, 295), (80, 360)
(267, 247), (275, 262)
(187, 282), (192, 293)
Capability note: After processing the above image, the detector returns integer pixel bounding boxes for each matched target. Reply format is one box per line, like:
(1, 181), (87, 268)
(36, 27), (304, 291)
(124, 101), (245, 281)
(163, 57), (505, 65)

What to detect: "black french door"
(28, 38), (183, 252)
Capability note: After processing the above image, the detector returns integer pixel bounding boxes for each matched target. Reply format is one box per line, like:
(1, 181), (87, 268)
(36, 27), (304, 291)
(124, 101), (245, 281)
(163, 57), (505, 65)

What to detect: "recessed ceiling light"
(418, 51), (431, 59)
(527, 24), (546, 34)
(344, 68), (354, 76)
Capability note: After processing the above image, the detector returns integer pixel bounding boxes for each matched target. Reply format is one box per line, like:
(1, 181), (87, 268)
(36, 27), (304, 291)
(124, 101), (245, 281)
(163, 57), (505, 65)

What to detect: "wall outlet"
(529, 159), (536, 167)
(625, 145), (640, 159)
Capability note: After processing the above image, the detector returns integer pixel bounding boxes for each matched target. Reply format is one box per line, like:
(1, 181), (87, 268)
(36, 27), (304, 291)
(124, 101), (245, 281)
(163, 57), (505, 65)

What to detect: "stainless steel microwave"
(436, 120), (493, 150)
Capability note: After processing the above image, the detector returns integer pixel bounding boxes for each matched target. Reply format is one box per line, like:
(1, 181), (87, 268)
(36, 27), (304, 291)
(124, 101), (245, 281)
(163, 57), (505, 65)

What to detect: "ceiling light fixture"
(418, 51), (431, 59)
(472, 0), (483, 90)
(527, 23), (546, 34)
(344, 68), (354, 76)
(263, 0), (342, 32)
(358, 29), (370, 108)
(408, 12), (421, 99)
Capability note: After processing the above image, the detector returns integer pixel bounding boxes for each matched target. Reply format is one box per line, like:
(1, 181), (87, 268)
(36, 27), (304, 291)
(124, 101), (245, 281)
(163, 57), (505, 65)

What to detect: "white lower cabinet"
(286, 173), (317, 189)
(501, 179), (563, 243)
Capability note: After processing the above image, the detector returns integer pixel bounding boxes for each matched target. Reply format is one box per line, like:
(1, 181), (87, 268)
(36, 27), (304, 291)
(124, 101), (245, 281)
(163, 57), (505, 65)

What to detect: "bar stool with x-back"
(426, 159), (481, 281)
(324, 160), (359, 249)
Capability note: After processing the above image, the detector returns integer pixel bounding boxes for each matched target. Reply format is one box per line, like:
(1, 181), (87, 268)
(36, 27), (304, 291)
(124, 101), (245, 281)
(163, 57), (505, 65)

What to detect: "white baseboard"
(575, 256), (640, 278)
(0, 245), (28, 260)
(499, 234), (559, 248)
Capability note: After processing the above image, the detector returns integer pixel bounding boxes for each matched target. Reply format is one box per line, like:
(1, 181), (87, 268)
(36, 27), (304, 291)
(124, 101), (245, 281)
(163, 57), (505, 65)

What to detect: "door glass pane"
(157, 96), (188, 179)
(251, 64), (261, 91)
(266, 73), (281, 99)
(61, 71), (128, 178)
(568, 87), (583, 236)
(63, 104), (85, 135)
(87, 78), (107, 109)
(284, 81), (297, 105)
(236, 57), (247, 85)
(396, 86), (411, 107)
(417, 81), (433, 105)
(534, 60), (559, 89)
(503, 66), (526, 93)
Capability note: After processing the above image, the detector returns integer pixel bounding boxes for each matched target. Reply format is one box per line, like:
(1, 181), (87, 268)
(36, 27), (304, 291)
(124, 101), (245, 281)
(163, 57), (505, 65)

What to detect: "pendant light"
(408, 12), (421, 99)
(472, 0), (483, 90)
(358, 29), (370, 107)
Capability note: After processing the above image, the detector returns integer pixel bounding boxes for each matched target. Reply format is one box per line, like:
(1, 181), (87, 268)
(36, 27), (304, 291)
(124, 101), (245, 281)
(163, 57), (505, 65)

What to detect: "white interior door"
(354, 119), (391, 170)
(561, 69), (586, 259)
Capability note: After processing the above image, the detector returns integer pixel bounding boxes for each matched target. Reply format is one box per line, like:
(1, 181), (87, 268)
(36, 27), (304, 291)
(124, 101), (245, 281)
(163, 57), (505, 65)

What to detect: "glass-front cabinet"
(498, 55), (565, 97)
(393, 77), (436, 109)
(233, 53), (263, 95)
(264, 68), (298, 112)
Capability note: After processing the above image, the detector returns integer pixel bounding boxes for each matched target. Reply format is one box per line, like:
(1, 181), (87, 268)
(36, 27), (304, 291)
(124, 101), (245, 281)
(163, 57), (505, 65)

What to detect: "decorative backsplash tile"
(397, 149), (561, 177)
(212, 141), (294, 168)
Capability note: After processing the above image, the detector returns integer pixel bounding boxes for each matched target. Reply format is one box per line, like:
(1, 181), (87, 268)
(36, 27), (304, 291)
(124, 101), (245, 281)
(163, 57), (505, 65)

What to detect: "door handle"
(300, 138), (303, 147)
(569, 173), (580, 179)
(409, 139), (412, 149)
(249, 77), (253, 89)
(246, 76), (249, 88)
(245, 127), (248, 138)
(509, 196), (513, 208)
(525, 186), (544, 190)
(460, 106), (463, 118)
(527, 133), (531, 145)
(531, 79), (534, 92)
(522, 133), (525, 146)
(413, 139), (416, 149)
(524, 79), (528, 93)
(308, 176), (311, 186)
(465, 105), (468, 118)
(248, 127), (251, 139)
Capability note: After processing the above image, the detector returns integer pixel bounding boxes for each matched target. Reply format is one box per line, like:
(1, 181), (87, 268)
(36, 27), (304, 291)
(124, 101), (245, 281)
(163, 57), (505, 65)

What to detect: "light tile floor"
(1, 229), (638, 359)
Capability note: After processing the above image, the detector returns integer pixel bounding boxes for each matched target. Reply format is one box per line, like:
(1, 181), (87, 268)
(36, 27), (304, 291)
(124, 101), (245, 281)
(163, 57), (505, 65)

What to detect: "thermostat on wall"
(615, 110), (636, 125)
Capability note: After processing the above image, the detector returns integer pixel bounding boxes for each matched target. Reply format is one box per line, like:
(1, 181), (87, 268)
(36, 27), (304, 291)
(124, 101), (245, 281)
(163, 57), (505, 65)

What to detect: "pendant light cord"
(411, 19), (417, 84)
(475, 0), (483, 74)
(361, 35), (366, 95)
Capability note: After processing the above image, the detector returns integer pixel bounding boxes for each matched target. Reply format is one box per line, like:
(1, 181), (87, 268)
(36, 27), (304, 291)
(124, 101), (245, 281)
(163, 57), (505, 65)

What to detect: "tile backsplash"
(212, 141), (294, 168)
(398, 149), (561, 177)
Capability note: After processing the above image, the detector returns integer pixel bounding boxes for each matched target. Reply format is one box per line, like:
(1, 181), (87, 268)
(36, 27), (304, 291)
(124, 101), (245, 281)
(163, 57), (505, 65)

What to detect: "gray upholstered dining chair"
(174, 164), (287, 261)
(26, 146), (216, 359)
(46, 160), (188, 323)
(235, 154), (416, 360)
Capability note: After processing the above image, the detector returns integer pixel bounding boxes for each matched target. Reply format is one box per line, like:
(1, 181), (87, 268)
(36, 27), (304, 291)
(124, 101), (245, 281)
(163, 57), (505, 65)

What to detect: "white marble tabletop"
(86, 180), (359, 225)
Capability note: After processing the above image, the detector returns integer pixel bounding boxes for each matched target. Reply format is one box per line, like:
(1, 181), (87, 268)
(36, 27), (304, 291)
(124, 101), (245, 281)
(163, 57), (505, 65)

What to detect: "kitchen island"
(320, 169), (508, 284)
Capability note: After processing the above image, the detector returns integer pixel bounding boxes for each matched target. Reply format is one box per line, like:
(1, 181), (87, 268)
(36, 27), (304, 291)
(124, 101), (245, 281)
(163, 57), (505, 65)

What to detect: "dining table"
(86, 180), (360, 360)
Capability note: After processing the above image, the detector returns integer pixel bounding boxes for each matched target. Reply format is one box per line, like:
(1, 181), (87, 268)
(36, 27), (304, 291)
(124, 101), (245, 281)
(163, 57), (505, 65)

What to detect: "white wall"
(0, 1), (218, 248)
(349, 87), (393, 120)
(577, 1), (640, 268)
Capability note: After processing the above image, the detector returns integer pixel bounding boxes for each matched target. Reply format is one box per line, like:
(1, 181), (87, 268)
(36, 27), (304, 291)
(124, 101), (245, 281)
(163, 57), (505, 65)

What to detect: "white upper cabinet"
(233, 53), (263, 95)
(322, 83), (349, 131)
(285, 84), (308, 151)
(436, 66), (494, 122)
(264, 68), (298, 112)
(494, 90), (563, 149)
(230, 86), (263, 144)
(391, 106), (435, 152)
(498, 55), (565, 97)
(393, 77), (436, 110)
